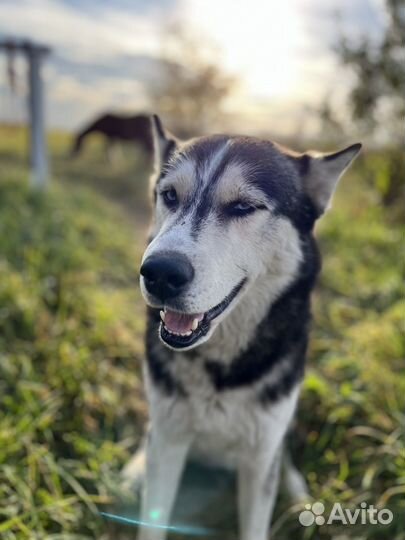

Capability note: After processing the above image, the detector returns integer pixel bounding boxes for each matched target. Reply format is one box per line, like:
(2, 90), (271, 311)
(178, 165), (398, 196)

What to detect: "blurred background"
(0, 0), (403, 539)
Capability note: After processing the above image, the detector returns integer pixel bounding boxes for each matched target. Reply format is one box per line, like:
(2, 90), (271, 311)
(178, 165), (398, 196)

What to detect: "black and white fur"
(123, 115), (361, 540)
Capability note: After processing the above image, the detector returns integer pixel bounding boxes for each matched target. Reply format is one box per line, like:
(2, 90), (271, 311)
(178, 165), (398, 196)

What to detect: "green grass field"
(0, 125), (404, 540)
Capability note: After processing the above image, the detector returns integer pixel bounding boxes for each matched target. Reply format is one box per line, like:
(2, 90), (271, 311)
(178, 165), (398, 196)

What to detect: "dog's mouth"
(159, 278), (247, 349)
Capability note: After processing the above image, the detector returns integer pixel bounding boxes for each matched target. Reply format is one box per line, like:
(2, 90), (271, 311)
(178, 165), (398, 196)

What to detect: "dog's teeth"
(184, 331), (192, 336)
(191, 318), (199, 331)
(160, 310), (165, 322)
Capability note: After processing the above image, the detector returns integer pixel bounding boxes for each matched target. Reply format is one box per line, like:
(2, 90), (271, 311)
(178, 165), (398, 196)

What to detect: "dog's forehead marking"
(199, 139), (233, 187)
(184, 139), (236, 236)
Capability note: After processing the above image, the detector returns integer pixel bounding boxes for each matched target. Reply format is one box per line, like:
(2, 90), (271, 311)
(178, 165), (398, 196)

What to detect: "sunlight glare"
(183, 0), (305, 98)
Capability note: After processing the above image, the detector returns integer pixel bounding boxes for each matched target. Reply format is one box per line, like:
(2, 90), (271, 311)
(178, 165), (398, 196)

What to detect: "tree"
(150, 24), (237, 137)
(336, 0), (404, 206)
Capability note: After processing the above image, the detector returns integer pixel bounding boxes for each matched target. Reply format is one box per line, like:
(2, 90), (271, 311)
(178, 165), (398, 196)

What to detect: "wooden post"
(27, 45), (49, 188)
(0, 39), (51, 188)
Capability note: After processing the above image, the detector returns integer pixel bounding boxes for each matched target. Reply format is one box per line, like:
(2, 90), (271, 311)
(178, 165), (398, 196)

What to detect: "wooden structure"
(0, 39), (51, 188)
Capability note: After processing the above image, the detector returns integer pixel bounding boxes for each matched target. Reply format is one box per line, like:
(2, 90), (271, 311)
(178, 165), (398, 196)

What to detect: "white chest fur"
(145, 357), (300, 469)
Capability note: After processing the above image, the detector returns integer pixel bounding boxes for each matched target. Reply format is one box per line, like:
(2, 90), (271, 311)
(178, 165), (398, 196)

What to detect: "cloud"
(51, 54), (164, 86)
(0, 0), (160, 61)
(0, 0), (387, 135)
(0, 0), (173, 128)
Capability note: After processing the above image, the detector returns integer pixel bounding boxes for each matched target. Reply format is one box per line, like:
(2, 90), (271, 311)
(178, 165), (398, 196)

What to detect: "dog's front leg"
(237, 444), (282, 540)
(137, 430), (191, 540)
(238, 390), (300, 540)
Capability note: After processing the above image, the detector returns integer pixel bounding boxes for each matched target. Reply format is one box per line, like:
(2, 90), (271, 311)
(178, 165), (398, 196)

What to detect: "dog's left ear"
(298, 143), (362, 213)
(150, 114), (179, 172)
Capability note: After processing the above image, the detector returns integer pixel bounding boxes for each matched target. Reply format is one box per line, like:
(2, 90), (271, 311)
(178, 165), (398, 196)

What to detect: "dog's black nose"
(140, 252), (194, 300)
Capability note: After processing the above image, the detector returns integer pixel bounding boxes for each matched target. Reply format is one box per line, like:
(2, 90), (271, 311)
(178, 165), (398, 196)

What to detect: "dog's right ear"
(150, 114), (178, 172)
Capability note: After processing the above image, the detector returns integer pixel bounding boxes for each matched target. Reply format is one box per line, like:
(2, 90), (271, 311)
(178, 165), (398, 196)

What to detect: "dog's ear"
(150, 114), (179, 172)
(298, 143), (362, 213)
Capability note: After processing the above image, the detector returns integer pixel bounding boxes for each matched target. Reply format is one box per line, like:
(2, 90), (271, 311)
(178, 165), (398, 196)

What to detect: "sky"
(0, 0), (386, 138)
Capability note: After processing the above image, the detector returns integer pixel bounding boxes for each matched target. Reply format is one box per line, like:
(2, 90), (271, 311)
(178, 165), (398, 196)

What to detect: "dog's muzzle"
(140, 251), (247, 350)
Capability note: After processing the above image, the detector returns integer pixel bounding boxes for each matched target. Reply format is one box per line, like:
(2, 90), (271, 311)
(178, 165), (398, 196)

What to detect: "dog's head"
(140, 115), (361, 351)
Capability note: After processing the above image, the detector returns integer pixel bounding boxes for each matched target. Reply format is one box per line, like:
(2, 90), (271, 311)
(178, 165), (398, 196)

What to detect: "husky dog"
(125, 115), (361, 540)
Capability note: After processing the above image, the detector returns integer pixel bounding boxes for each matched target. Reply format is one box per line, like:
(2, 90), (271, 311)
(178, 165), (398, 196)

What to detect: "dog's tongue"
(164, 310), (204, 333)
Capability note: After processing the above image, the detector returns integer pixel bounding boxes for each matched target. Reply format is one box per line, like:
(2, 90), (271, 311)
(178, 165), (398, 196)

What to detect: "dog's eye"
(225, 200), (258, 217)
(161, 188), (178, 209)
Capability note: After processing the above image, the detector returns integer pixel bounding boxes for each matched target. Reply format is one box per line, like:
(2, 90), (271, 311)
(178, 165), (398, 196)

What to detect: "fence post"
(27, 44), (49, 189)
(0, 39), (51, 189)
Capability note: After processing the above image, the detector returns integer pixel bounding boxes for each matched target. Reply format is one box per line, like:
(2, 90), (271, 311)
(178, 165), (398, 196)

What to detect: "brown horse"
(71, 113), (153, 157)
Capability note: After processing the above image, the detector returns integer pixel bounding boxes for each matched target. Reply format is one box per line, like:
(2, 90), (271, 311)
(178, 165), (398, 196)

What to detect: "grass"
(0, 125), (404, 539)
